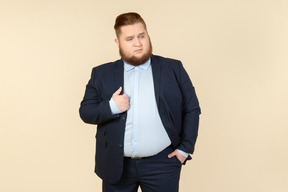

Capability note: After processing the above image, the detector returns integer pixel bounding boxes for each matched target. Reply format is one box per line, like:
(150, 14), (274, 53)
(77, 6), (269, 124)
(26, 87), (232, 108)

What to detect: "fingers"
(112, 87), (130, 112)
(168, 151), (176, 158)
(168, 150), (186, 164)
(120, 94), (130, 111)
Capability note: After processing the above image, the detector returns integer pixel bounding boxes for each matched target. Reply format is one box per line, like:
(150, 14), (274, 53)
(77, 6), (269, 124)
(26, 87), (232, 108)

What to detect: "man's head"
(114, 12), (152, 66)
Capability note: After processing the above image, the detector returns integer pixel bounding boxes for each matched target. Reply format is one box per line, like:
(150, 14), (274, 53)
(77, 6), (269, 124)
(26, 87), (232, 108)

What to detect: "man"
(79, 12), (201, 192)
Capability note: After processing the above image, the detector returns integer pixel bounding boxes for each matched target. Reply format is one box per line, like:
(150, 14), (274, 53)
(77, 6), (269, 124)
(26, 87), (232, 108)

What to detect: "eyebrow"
(138, 32), (146, 36)
(125, 35), (134, 40)
(125, 32), (146, 39)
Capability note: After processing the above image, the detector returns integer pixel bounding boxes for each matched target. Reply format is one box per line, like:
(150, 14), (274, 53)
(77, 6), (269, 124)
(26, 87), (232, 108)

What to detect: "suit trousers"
(102, 146), (182, 192)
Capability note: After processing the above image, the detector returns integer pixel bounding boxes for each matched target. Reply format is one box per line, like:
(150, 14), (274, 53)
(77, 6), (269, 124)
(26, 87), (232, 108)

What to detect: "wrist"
(109, 97), (122, 114)
(176, 149), (189, 158)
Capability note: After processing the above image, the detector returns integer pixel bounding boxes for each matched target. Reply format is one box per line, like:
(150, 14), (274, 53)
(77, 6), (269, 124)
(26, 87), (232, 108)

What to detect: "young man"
(79, 12), (201, 192)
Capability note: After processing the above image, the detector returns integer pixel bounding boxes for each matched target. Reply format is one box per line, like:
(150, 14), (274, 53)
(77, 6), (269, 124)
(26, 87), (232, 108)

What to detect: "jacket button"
(119, 144), (123, 148)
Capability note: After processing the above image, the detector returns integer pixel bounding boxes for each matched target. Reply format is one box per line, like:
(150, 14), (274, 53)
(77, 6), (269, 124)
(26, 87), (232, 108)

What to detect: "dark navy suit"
(79, 55), (201, 185)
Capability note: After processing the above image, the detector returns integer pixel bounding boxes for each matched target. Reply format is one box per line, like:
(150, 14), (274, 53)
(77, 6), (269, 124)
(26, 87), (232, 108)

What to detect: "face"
(115, 22), (152, 66)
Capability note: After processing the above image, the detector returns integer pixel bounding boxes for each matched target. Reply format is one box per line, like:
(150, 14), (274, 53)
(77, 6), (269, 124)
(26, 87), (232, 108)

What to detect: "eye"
(126, 37), (133, 41)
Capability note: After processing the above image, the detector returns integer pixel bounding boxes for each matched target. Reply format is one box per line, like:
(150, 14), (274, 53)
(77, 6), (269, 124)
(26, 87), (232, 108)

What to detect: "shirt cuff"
(109, 98), (122, 115)
(176, 149), (189, 158)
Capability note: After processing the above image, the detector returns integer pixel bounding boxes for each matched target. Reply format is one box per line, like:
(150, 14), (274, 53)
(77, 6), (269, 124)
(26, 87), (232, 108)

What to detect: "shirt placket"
(131, 67), (140, 157)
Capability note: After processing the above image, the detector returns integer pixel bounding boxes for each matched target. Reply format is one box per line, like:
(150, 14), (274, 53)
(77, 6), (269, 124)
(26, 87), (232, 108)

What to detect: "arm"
(177, 61), (201, 155)
(79, 68), (114, 125)
(168, 61), (201, 164)
(79, 68), (129, 125)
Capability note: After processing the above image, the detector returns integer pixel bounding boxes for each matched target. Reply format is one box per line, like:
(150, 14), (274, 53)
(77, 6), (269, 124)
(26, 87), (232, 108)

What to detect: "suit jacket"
(79, 55), (201, 184)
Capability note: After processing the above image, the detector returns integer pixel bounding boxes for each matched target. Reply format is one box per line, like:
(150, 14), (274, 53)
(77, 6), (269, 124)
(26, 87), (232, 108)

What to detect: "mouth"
(134, 49), (143, 53)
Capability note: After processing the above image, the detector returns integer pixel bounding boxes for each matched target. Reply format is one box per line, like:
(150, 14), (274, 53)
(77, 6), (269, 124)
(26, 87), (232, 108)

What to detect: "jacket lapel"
(113, 59), (124, 94)
(151, 55), (161, 107)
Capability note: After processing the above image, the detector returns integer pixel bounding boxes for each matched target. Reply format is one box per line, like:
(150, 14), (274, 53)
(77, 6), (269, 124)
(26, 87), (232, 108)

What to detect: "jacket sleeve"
(79, 68), (117, 125)
(177, 61), (201, 154)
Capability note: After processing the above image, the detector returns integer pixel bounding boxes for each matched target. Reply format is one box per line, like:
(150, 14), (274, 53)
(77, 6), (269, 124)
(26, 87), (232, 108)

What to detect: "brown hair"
(114, 12), (147, 37)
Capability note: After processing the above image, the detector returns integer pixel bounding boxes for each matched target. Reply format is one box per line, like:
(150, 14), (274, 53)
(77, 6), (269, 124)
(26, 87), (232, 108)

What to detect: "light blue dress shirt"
(109, 59), (188, 158)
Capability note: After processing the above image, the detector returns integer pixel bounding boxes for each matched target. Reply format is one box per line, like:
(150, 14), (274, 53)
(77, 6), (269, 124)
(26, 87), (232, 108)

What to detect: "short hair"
(114, 12), (147, 37)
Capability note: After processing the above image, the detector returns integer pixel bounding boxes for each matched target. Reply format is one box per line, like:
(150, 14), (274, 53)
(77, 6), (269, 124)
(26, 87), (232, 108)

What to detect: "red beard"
(119, 40), (153, 66)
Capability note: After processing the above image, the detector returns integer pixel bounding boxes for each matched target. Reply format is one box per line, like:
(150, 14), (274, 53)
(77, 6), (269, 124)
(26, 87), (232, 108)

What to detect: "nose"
(134, 38), (142, 46)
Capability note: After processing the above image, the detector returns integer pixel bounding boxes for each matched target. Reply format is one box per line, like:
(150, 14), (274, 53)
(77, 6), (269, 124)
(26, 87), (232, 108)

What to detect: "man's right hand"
(112, 87), (130, 112)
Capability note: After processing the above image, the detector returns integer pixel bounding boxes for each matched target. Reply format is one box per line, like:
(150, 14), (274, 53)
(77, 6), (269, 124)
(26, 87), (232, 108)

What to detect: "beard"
(119, 40), (153, 66)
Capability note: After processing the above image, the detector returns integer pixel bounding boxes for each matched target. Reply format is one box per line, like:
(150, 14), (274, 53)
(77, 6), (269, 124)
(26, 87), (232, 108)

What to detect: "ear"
(115, 38), (119, 47)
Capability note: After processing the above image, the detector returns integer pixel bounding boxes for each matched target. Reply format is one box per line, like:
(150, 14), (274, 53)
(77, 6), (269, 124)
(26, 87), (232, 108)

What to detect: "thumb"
(114, 86), (122, 95)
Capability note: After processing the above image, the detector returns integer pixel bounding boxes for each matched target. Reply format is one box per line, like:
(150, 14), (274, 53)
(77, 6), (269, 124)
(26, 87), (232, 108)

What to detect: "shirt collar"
(124, 58), (151, 72)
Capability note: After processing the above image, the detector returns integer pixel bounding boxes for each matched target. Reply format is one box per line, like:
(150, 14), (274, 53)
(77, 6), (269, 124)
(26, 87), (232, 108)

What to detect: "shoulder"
(151, 55), (181, 64)
(91, 59), (123, 73)
(151, 55), (183, 71)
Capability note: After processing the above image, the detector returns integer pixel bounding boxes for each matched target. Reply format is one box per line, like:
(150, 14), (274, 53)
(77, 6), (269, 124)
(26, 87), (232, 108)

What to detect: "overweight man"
(79, 12), (201, 192)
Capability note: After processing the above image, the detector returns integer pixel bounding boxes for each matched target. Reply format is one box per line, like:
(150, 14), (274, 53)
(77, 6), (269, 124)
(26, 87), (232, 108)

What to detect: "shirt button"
(119, 144), (123, 148)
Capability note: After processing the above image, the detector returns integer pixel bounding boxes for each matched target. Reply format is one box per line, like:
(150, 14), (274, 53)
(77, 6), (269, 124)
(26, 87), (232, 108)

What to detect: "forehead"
(119, 23), (147, 37)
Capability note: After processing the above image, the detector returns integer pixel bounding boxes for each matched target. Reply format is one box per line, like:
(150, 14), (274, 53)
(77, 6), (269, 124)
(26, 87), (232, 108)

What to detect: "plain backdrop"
(0, 0), (287, 191)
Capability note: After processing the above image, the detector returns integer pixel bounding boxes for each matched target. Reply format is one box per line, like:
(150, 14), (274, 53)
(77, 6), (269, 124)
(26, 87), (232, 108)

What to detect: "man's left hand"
(168, 150), (186, 164)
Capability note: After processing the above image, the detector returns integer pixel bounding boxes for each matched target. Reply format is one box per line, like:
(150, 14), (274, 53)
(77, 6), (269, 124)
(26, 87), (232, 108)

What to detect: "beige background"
(1, 0), (287, 191)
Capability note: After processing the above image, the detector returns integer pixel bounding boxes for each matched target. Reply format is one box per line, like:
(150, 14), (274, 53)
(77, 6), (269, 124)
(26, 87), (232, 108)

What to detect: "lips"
(135, 49), (143, 53)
